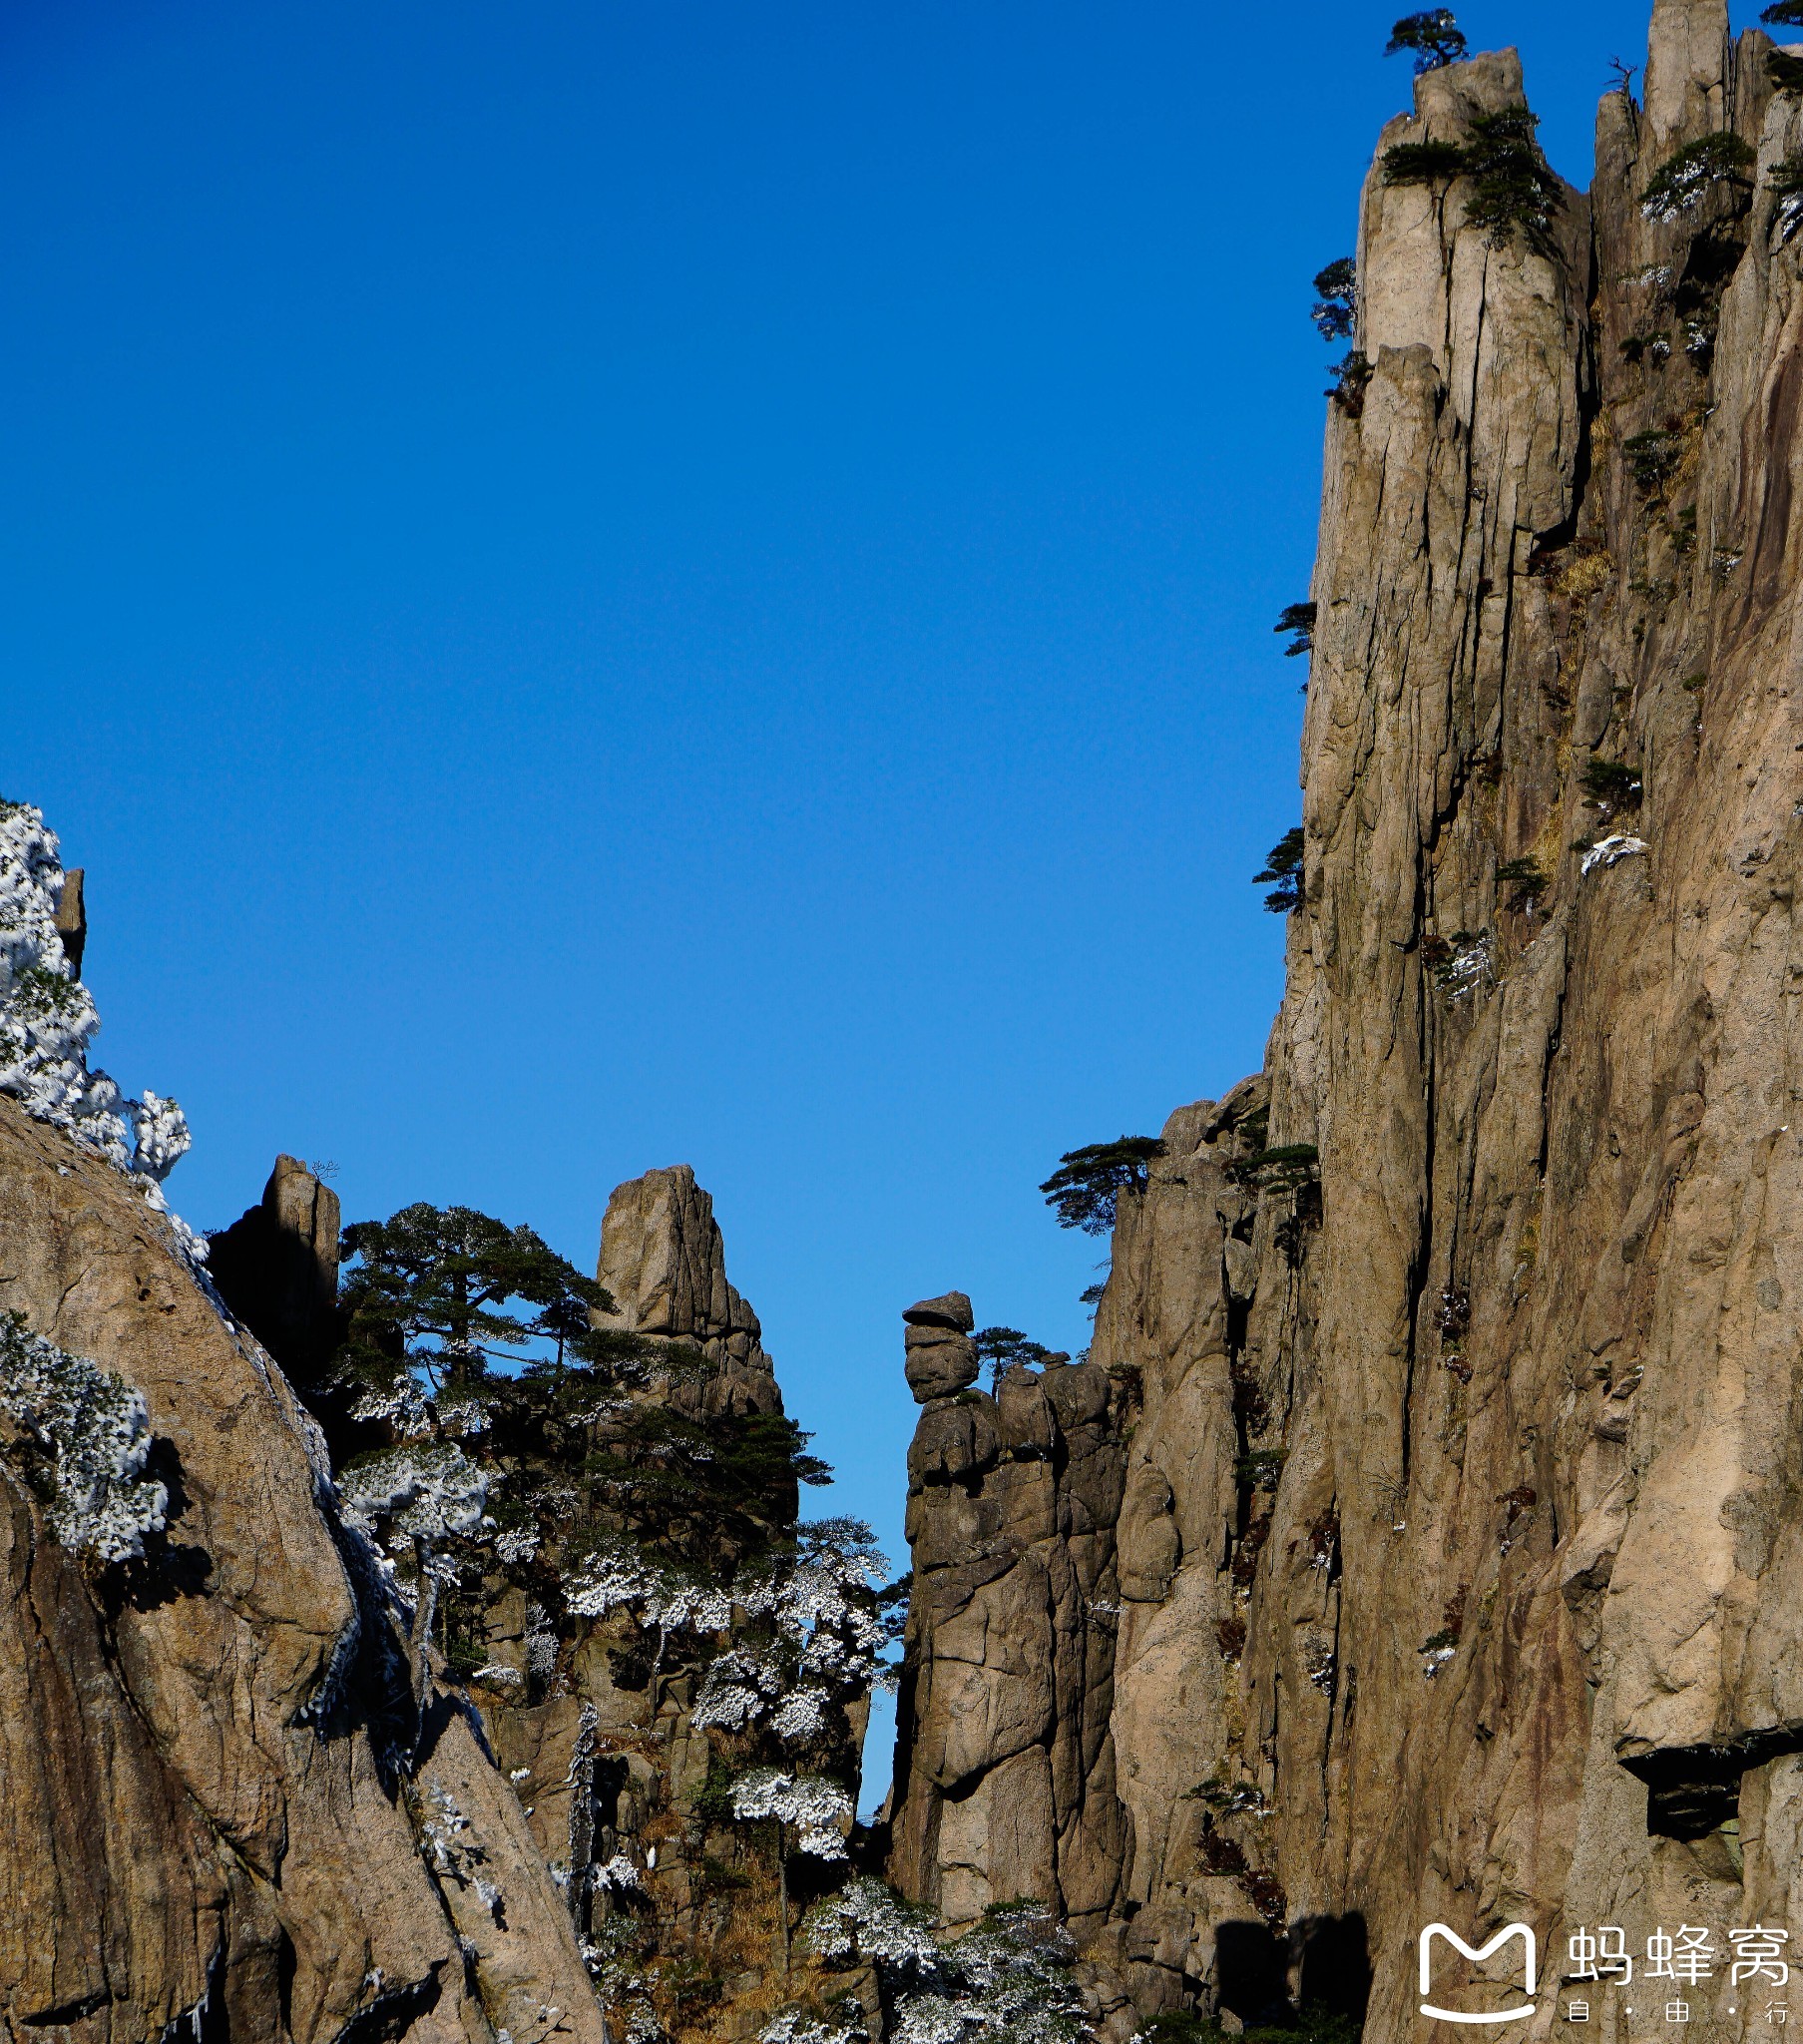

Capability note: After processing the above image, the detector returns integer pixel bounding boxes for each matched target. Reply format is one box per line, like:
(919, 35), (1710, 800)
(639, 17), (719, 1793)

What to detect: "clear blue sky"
(2, 0), (1758, 1793)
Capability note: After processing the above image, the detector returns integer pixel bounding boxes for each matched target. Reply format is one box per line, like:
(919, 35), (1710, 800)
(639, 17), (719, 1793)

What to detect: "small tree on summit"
(1041, 1139), (1163, 1235)
(1310, 259), (1357, 341)
(1386, 9), (1468, 72)
(973, 1326), (1060, 1390)
(1255, 827), (1306, 913)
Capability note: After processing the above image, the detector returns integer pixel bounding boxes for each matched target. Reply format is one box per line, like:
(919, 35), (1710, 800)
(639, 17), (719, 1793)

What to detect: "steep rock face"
(595, 1165), (782, 1425)
(887, 1295), (1128, 1943)
(476, 1167), (816, 2043)
(0, 1098), (606, 2044)
(896, 7), (1803, 2036)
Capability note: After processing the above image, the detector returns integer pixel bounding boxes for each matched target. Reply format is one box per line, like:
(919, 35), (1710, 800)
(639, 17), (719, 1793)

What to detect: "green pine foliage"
(1641, 133), (1756, 224)
(336, 1201), (615, 1403)
(1624, 429), (1681, 494)
(1382, 139), (1469, 186)
(1385, 9), (1467, 72)
(1579, 758), (1642, 809)
(1771, 157), (1803, 242)
(1764, 2), (1803, 24)
(1462, 107), (1562, 250)
(1383, 110), (1560, 253)
(1326, 351), (1374, 416)
(1496, 856), (1549, 911)
(1275, 601), (1317, 656)
(1254, 827), (1305, 914)
(1040, 1138), (1164, 1235)
(1310, 259), (1356, 341)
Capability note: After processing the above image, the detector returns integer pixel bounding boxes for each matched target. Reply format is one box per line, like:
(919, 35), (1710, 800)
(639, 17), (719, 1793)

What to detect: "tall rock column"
(208, 1154), (342, 1380)
(888, 1292), (1129, 1942)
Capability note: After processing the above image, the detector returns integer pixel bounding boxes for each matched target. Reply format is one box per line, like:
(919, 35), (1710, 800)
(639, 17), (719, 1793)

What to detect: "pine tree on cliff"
(973, 1325), (1060, 1389)
(1040, 1137), (1163, 1234)
(1309, 259), (1356, 341)
(1254, 826), (1305, 913)
(1765, 3), (1803, 25)
(336, 1202), (614, 1412)
(1386, 8), (1468, 71)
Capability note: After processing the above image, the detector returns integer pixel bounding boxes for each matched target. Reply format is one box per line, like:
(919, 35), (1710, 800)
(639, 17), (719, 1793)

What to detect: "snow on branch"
(729, 1769), (853, 1858)
(340, 1442), (489, 1548)
(0, 1311), (169, 1562)
(804, 1877), (943, 1974)
(0, 800), (199, 1253)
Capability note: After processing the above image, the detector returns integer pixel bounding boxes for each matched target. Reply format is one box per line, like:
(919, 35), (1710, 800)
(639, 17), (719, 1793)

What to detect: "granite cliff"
(889, 3), (1803, 2036)
(13, 3), (1803, 2040)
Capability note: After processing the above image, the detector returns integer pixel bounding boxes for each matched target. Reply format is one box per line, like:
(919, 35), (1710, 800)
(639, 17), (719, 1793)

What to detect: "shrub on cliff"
(1383, 110), (1560, 253)
(1275, 600), (1316, 657)
(1641, 133), (1756, 224)
(974, 1325), (1060, 1389)
(1770, 157), (1803, 242)
(1254, 827), (1305, 913)
(0, 797), (196, 1249)
(1325, 350), (1374, 416)
(1462, 107), (1562, 250)
(1579, 757), (1643, 812)
(0, 1310), (169, 1564)
(1309, 259), (1356, 341)
(1382, 138), (1468, 186)
(1764, 2), (1803, 24)
(1041, 1137), (1164, 1234)
(1497, 855), (1549, 912)
(1385, 9), (1467, 71)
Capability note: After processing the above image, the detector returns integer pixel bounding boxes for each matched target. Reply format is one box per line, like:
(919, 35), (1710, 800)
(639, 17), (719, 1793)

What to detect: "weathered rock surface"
(476, 1166), (818, 2042)
(51, 865), (84, 977)
(894, 7), (1803, 2036)
(888, 1304), (1128, 1942)
(0, 1098), (607, 2044)
(596, 1164), (784, 1429)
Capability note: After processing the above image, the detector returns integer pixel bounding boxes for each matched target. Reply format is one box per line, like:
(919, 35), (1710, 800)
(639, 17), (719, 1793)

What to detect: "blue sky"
(1, 0), (1761, 1793)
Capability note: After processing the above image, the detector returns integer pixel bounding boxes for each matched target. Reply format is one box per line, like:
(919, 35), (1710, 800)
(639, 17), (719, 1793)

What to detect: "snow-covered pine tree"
(0, 798), (196, 1245)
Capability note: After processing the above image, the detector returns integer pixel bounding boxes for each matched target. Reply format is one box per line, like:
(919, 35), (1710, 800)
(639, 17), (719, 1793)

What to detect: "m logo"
(1418, 1923), (1538, 2025)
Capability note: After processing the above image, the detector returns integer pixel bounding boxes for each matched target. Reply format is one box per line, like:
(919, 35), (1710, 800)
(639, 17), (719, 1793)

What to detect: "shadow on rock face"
(1214, 1912), (1370, 2031)
(101, 1438), (216, 1615)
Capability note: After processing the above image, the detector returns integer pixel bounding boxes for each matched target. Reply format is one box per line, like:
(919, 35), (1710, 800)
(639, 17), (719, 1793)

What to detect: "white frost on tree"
(759, 2013), (868, 2044)
(351, 1373), (436, 1439)
(494, 1524), (541, 1566)
(341, 1442), (490, 1749)
(595, 1853), (645, 1895)
(888, 1903), (1091, 2044)
(691, 1519), (891, 1746)
(794, 1889), (1092, 2044)
(340, 1442), (489, 1549)
(0, 1311), (170, 1563)
(804, 1877), (943, 1974)
(0, 800), (199, 1253)
(729, 1769), (853, 1860)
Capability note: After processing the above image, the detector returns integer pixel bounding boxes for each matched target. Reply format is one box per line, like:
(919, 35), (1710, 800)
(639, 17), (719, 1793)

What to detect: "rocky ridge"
(888, 5), (1803, 2037)
(0, 1098), (607, 2044)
